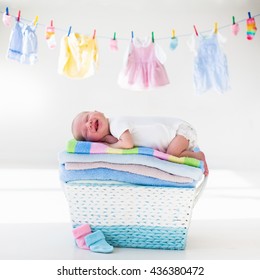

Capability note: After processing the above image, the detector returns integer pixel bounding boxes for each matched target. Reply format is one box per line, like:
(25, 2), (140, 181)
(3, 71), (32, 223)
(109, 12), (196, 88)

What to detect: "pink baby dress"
(118, 37), (170, 90)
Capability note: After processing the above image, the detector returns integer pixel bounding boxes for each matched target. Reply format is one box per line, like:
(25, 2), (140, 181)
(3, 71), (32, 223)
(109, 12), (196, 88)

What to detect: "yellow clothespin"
(33, 15), (39, 26)
(171, 29), (176, 38)
(214, 22), (218, 34)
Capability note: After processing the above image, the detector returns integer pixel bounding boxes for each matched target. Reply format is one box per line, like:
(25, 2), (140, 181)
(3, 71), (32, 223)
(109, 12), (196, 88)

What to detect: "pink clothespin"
(193, 25), (198, 36)
(17, 10), (21, 21)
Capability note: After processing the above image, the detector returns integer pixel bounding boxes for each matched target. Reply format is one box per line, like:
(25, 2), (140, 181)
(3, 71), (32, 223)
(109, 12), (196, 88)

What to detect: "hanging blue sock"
(170, 37), (178, 50)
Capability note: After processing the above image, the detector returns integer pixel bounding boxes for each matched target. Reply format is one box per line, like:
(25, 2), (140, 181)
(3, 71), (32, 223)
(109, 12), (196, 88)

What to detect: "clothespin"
(113, 32), (116, 40)
(151, 31), (154, 43)
(193, 25), (198, 36)
(171, 29), (176, 38)
(170, 29), (178, 50)
(214, 22), (218, 34)
(6, 7), (9, 15)
(93, 29), (96, 39)
(231, 16), (240, 36)
(67, 26), (72, 36)
(17, 10), (21, 21)
(131, 31), (134, 41)
(33, 15), (39, 26)
(45, 19), (56, 49)
(246, 11), (257, 40)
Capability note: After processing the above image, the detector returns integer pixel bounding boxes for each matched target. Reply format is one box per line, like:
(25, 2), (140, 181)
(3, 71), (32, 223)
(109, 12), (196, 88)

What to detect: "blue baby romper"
(7, 20), (38, 65)
(192, 32), (230, 94)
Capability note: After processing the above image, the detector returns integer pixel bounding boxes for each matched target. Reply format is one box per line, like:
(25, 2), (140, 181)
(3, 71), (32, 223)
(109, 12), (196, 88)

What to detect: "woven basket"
(63, 178), (206, 250)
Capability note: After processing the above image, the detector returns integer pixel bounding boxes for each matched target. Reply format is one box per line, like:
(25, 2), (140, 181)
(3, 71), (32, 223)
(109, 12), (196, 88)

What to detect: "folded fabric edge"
(65, 139), (202, 168)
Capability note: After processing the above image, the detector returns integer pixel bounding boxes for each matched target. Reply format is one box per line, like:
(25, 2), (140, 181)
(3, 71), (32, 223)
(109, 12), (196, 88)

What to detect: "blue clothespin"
(248, 12), (251, 18)
(6, 7), (9, 15)
(67, 26), (72, 36)
(131, 31), (134, 41)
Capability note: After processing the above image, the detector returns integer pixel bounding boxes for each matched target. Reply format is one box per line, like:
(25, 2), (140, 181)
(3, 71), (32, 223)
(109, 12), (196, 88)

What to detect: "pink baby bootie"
(72, 224), (92, 250)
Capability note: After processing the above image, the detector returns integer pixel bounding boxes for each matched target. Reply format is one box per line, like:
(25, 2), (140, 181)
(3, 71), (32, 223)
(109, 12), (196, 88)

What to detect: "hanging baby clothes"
(189, 31), (230, 94)
(7, 20), (38, 65)
(2, 12), (12, 27)
(58, 33), (98, 79)
(118, 37), (169, 90)
(246, 16), (257, 40)
(45, 22), (56, 49)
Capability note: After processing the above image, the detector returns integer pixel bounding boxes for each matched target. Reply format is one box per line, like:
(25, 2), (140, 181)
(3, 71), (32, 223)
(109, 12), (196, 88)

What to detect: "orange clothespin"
(93, 29), (96, 39)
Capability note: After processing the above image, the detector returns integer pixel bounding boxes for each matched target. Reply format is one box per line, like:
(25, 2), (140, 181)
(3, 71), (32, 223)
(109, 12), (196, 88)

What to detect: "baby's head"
(71, 111), (110, 141)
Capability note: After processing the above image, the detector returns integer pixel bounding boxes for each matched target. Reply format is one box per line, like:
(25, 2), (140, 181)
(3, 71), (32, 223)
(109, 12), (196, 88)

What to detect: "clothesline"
(1, 8), (258, 94)
(0, 9), (259, 40)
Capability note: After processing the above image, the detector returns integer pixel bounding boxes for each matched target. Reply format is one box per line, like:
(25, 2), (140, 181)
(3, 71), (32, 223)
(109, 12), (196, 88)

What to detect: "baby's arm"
(100, 134), (118, 144)
(106, 130), (134, 149)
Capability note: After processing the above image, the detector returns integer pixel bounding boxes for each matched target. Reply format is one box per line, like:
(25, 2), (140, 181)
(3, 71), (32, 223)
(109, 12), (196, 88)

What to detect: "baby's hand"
(105, 130), (134, 149)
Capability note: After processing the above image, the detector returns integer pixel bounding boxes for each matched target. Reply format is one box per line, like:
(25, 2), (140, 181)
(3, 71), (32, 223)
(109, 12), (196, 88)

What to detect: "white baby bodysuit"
(109, 116), (189, 152)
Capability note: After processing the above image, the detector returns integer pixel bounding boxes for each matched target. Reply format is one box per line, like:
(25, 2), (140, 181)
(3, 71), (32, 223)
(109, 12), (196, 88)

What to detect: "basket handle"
(193, 175), (208, 206)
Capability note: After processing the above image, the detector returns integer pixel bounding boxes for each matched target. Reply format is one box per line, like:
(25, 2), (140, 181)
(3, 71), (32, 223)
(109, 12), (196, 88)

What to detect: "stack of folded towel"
(59, 139), (205, 251)
(59, 139), (204, 186)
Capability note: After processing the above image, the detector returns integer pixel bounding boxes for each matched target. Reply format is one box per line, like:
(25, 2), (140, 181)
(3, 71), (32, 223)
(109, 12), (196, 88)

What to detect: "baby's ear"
(101, 135), (118, 144)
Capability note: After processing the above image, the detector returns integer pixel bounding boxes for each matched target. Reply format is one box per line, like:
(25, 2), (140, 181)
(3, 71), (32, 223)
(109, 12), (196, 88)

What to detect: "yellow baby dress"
(58, 33), (98, 79)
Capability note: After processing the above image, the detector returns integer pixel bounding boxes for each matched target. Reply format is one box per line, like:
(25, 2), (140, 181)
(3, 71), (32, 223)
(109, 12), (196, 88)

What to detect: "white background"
(0, 0), (259, 170)
(0, 3), (260, 274)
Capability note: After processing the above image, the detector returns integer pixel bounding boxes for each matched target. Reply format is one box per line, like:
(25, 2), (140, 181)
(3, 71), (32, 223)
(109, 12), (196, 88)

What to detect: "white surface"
(0, 168), (259, 260)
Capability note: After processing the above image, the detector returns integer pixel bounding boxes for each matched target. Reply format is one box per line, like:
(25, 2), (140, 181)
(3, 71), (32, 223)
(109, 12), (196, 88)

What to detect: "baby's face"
(72, 111), (109, 141)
